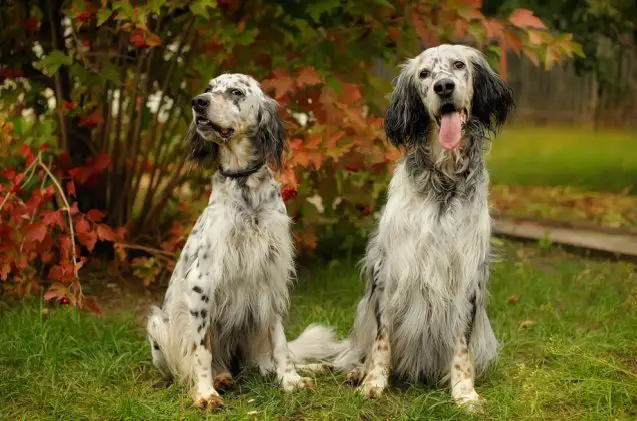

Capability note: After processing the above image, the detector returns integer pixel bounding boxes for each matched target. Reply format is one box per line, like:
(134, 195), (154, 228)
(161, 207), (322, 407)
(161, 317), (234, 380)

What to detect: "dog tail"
(287, 324), (348, 363)
(146, 299), (198, 390)
(470, 307), (499, 376)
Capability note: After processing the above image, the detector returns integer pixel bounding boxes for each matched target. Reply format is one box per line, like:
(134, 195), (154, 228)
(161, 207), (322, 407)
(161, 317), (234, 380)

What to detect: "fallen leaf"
(506, 295), (520, 304)
(519, 320), (534, 329)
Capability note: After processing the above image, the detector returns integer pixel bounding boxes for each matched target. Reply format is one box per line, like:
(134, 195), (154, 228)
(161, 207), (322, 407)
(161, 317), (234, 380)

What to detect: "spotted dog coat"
(146, 74), (338, 411)
(300, 45), (515, 411)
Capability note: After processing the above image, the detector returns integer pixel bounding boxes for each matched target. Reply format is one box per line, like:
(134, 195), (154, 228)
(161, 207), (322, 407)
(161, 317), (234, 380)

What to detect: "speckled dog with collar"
(146, 74), (340, 411)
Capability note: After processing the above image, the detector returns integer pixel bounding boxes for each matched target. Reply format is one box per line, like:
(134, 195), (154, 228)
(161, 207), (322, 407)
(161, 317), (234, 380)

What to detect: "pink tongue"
(439, 112), (461, 150)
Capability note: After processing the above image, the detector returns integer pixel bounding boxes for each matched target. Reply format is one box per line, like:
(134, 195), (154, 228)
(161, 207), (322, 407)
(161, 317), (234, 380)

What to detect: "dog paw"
(345, 367), (365, 386)
(282, 375), (314, 392)
(194, 392), (224, 411)
(213, 372), (233, 390)
(454, 391), (486, 413)
(357, 374), (387, 398)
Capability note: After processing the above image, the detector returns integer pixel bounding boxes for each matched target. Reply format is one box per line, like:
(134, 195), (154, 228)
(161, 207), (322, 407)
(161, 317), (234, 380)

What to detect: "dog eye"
(419, 69), (430, 79)
(453, 61), (465, 70)
(204, 87), (212, 93)
(231, 89), (244, 97)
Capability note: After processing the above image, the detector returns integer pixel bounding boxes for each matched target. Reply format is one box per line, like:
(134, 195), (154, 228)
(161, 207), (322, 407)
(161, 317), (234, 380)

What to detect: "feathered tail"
(287, 324), (348, 363)
(146, 298), (198, 392)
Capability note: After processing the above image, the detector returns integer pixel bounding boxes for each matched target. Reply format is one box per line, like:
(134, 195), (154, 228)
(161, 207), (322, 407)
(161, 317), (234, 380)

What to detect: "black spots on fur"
(197, 324), (203, 333)
(198, 273), (203, 280)
(193, 286), (203, 294)
(153, 341), (160, 350)
(201, 309), (208, 319)
(190, 310), (199, 318)
(201, 294), (209, 303)
(202, 252), (209, 260)
(384, 72), (430, 148)
(200, 339), (205, 346)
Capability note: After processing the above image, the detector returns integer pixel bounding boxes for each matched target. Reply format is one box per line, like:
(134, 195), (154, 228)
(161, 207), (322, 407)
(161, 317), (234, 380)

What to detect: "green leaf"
(38, 50), (72, 76)
(147, 0), (166, 14)
(96, 8), (112, 26)
(190, 0), (216, 18)
(306, 0), (341, 23)
(571, 42), (585, 58)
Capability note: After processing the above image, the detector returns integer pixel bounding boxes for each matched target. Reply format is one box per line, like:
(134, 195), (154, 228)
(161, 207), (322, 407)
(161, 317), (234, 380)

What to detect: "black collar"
(218, 161), (265, 179)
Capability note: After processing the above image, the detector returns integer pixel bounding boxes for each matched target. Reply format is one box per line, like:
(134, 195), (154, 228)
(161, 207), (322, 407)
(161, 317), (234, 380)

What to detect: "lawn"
(489, 125), (637, 193)
(1, 242), (636, 420)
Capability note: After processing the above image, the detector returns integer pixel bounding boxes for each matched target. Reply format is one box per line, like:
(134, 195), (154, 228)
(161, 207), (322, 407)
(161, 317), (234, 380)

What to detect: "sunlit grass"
(489, 125), (636, 193)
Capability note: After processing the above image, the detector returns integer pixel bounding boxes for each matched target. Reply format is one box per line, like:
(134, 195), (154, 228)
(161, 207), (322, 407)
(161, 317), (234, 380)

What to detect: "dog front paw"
(282, 374), (314, 392)
(194, 391), (224, 411)
(454, 390), (486, 413)
(345, 366), (365, 386)
(357, 374), (387, 398)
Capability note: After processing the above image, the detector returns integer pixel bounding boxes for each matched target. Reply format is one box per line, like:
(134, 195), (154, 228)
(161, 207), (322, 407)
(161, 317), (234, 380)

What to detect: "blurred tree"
(0, 0), (580, 249)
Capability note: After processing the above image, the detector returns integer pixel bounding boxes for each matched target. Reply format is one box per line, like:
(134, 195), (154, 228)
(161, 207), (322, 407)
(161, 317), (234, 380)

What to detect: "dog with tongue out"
(303, 44), (515, 413)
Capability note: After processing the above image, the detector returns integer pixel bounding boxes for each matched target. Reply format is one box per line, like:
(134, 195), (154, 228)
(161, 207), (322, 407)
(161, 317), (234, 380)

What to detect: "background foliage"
(0, 0), (580, 309)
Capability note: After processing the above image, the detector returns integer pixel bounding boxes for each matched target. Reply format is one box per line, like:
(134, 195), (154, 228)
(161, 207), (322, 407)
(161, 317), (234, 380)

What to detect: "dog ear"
(256, 96), (286, 170)
(469, 52), (515, 132)
(185, 122), (218, 167)
(384, 69), (430, 147)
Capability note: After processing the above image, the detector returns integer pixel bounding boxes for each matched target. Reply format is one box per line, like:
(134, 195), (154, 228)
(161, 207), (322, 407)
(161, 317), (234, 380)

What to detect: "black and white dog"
(299, 44), (515, 411)
(146, 74), (339, 410)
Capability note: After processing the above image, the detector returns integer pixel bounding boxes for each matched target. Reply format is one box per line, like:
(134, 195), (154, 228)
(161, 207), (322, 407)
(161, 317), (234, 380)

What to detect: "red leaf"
(130, 28), (161, 48)
(297, 67), (321, 87)
(42, 210), (64, 228)
(78, 231), (97, 252)
(66, 180), (76, 198)
(48, 265), (63, 282)
(87, 209), (106, 222)
(91, 153), (111, 172)
(44, 283), (68, 301)
(509, 9), (547, 30)
(79, 111), (104, 127)
(483, 19), (503, 39)
(84, 297), (102, 315)
(96, 224), (115, 242)
(1, 168), (15, 180)
(1, 263), (10, 281)
(25, 223), (47, 243)
(75, 217), (90, 234)
(68, 166), (91, 183)
(281, 186), (298, 202)
(130, 28), (149, 48)
(262, 69), (295, 99)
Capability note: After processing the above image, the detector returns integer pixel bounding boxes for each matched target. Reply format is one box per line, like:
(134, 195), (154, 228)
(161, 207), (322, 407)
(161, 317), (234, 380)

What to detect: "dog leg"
(450, 335), (484, 412)
(187, 283), (222, 410)
(358, 259), (391, 398)
(270, 317), (314, 392)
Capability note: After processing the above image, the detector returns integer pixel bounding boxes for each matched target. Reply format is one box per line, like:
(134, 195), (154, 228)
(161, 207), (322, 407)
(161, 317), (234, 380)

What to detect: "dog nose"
(434, 78), (455, 97)
(191, 94), (209, 109)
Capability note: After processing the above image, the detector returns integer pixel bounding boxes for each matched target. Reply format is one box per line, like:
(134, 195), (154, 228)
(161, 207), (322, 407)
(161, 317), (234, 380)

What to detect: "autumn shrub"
(0, 0), (581, 307)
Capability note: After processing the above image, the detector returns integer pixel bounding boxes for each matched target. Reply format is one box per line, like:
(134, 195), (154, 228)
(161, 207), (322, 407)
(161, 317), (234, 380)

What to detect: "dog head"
(384, 44), (514, 153)
(186, 73), (286, 169)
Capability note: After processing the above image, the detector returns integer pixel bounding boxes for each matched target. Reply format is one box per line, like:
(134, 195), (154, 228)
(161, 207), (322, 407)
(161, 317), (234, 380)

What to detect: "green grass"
(1, 242), (636, 420)
(488, 125), (637, 193)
